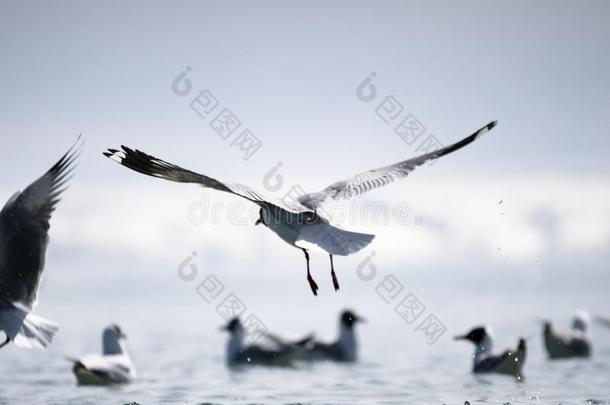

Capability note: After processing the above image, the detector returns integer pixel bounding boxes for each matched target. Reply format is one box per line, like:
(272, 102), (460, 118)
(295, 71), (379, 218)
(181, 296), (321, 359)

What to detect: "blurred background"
(0, 1), (609, 403)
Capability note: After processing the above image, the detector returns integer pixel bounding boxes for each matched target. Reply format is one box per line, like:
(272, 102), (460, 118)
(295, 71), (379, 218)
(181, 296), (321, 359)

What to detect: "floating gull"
(68, 324), (136, 385)
(0, 137), (82, 349)
(221, 317), (310, 367)
(543, 311), (592, 359)
(455, 326), (526, 380)
(105, 121), (496, 295)
(298, 309), (364, 362)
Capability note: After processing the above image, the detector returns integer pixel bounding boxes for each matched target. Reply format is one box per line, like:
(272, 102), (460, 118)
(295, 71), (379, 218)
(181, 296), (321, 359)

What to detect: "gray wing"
(298, 121), (497, 210)
(0, 137), (82, 309)
(234, 344), (302, 365)
(474, 350), (512, 372)
(103, 146), (307, 214)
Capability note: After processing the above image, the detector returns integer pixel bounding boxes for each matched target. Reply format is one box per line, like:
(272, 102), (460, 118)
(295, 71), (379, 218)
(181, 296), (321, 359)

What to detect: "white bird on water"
(104, 121), (497, 295)
(68, 324), (136, 385)
(0, 138), (82, 349)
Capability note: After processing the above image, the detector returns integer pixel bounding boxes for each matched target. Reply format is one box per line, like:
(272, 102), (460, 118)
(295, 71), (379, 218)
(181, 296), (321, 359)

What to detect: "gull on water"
(221, 317), (311, 367)
(104, 121), (497, 295)
(0, 137), (82, 349)
(298, 309), (364, 362)
(67, 324), (136, 385)
(543, 311), (592, 359)
(455, 326), (527, 380)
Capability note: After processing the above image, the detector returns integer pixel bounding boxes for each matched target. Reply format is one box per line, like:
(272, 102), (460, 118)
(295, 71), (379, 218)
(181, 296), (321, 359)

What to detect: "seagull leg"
(0, 336), (10, 350)
(302, 249), (318, 296)
(329, 254), (340, 291)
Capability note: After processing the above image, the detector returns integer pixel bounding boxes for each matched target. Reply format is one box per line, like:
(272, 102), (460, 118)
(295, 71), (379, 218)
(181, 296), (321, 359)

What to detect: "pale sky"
(1, 0), (609, 299)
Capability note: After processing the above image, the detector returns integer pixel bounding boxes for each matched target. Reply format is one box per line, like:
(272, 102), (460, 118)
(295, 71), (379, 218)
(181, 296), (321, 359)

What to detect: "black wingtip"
(489, 120), (498, 129)
(102, 151), (112, 158)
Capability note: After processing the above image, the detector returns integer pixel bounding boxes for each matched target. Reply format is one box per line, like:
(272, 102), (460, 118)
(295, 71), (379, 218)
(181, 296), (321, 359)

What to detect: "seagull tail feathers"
(0, 304), (58, 349)
(13, 312), (59, 349)
(297, 225), (375, 256)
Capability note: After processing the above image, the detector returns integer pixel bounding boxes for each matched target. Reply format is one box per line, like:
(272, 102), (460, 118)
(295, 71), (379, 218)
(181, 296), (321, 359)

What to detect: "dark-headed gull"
(543, 311), (592, 359)
(68, 324), (136, 385)
(299, 309), (364, 362)
(0, 138), (81, 349)
(104, 121), (496, 295)
(220, 317), (310, 367)
(455, 326), (527, 380)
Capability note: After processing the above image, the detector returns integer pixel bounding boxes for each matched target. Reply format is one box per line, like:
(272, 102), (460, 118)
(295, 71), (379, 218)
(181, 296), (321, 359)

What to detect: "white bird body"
(0, 138), (81, 349)
(70, 324), (136, 385)
(105, 121), (497, 294)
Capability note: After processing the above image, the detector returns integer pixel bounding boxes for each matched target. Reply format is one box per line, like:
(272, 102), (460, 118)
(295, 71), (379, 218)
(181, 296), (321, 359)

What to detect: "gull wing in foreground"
(0, 137), (82, 309)
(298, 121), (497, 210)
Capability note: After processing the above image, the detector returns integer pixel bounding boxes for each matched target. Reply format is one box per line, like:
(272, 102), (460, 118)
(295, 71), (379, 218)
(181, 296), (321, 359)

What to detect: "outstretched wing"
(0, 136), (82, 309)
(298, 121), (497, 210)
(103, 146), (306, 214)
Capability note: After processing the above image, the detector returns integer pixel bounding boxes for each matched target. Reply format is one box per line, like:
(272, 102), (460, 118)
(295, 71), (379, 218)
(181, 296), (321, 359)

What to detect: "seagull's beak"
(355, 315), (366, 323)
(454, 334), (466, 341)
(219, 324), (229, 332)
(255, 218), (262, 226)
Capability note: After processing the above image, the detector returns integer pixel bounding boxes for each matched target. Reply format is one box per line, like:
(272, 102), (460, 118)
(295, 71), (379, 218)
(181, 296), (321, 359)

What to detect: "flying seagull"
(67, 324), (136, 385)
(104, 121), (496, 295)
(455, 326), (527, 380)
(0, 137), (82, 349)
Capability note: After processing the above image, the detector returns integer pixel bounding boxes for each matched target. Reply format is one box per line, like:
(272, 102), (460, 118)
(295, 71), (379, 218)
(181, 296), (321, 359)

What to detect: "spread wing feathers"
(103, 146), (306, 214)
(298, 121), (497, 210)
(0, 136), (82, 308)
(2, 135), (82, 228)
(295, 222), (375, 256)
(0, 304), (58, 348)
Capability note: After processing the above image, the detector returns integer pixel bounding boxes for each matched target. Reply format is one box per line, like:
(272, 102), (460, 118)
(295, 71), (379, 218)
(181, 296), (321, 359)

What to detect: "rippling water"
(1, 272), (608, 405)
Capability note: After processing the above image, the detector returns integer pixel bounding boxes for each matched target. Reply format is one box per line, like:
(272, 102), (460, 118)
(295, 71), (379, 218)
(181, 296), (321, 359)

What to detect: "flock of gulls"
(0, 122), (606, 388)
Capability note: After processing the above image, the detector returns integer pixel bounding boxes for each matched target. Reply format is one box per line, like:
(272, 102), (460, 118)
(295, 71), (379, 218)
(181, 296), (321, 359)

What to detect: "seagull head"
(104, 324), (127, 340)
(102, 324), (128, 355)
(572, 310), (591, 333)
(220, 318), (243, 334)
(454, 326), (488, 345)
(340, 310), (365, 329)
